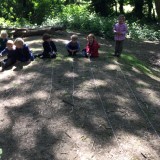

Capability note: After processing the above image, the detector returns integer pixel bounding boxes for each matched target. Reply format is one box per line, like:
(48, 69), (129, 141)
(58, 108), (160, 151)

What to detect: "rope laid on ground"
(88, 57), (124, 152)
(118, 63), (160, 139)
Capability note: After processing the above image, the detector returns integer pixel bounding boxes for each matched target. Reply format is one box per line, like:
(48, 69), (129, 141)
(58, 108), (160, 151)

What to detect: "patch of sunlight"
(3, 96), (26, 107)
(30, 48), (42, 52)
(118, 132), (160, 160)
(116, 95), (131, 105)
(64, 71), (79, 78)
(135, 79), (150, 88)
(0, 148), (2, 158)
(147, 73), (160, 82)
(54, 38), (69, 44)
(132, 66), (141, 74)
(138, 88), (160, 106)
(33, 90), (49, 99)
(65, 57), (74, 62)
(144, 40), (159, 44)
(0, 107), (11, 130)
(26, 39), (42, 45)
(92, 79), (108, 87)
(123, 5), (134, 12)
(104, 64), (119, 70)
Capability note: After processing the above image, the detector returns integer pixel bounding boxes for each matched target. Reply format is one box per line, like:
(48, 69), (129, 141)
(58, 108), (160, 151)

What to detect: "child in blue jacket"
(14, 38), (34, 62)
(0, 40), (16, 71)
(66, 34), (80, 56)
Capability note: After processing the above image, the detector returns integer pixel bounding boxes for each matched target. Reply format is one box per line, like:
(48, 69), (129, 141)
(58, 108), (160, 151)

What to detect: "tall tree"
(118, 0), (124, 14)
(134, 0), (144, 19)
(91, 0), (114, 16)
(146, 0), (153, 19)
(154, 0), (160, 21)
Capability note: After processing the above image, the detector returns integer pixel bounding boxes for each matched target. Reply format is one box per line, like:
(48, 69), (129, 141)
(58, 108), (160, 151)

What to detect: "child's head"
(118, 14), (125, 24)
(71, 34), (78, 43)
(14, 38), (24, 48)
(0, 30), (8, 39)
(87, 33), (95, 43)
(42, 33), (51, 41)
(6, 40), (14, 50)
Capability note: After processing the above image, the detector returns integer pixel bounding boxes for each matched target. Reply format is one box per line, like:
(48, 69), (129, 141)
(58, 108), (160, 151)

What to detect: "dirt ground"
(0, 31), (160, 160)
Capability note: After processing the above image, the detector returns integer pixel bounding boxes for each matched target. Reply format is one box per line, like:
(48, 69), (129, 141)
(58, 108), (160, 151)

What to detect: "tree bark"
(154, 0), (160, 21)
(134, 0), (144, 19)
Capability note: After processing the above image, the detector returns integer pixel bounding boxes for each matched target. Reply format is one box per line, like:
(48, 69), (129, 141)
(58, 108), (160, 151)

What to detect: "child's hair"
(87, 33), (95, 40)
(7, 40), (14, 45)
(71, 34), (78, 41)
(42, 33), (51, 41)
(118, 14), (125, 20)
(0, 30), (8, 37)
(14, 38), (24, 46)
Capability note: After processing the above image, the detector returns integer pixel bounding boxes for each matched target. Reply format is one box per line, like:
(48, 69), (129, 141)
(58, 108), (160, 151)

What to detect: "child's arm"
(0, 48), (7, 56)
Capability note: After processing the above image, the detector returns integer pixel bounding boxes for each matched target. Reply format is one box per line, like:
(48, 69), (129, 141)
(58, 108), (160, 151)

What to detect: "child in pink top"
(113, 15), (128, 57)
(82, 34), (100, 58)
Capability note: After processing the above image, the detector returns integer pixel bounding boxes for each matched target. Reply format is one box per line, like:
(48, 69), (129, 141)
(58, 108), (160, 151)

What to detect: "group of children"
(0, 32), (101, 71)
(0, 14), (127, 72)
(0, 31), (34, 71)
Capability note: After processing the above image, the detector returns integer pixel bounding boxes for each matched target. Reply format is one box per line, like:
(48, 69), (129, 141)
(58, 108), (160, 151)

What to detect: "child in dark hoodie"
(35, 33), (57, 59)
(0, 40), (16, 71)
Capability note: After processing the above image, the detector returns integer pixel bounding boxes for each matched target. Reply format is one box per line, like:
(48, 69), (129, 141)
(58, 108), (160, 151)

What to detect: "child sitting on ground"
(14, 37), (34, 62)
(66, 34), (80, 56)
(0, 31), (8, 52)
(0, 40), (16, 71)
(82, 33), (100, 58)
(35, 33), (57, 59)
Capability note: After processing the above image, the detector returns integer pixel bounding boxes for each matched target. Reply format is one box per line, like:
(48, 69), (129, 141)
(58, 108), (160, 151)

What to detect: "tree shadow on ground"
(0, 31), (160, 159)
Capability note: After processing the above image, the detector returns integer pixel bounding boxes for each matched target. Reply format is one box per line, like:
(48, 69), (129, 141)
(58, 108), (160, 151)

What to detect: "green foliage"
(43, 4), (115, 38)
(129, 22), (160, 41)
(120, 53), (153, 75)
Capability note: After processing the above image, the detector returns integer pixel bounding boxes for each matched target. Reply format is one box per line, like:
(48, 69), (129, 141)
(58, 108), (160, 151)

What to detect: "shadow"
(0, 32), (160, 159)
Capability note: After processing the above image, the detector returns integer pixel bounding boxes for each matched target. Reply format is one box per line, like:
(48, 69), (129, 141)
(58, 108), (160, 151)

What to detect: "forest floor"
(0, 30), (160, 160)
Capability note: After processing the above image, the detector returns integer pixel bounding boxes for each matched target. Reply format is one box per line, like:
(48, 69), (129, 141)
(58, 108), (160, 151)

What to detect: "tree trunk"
(134, 0), (144, 19)
(146, 0), (153, 19)
(154, 0), (160, 21)
(0, 26), (66, 38)
(119, 0), (124, 14)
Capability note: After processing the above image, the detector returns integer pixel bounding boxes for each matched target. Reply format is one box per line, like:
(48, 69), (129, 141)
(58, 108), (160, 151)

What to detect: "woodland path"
(0, 31), (160, 160)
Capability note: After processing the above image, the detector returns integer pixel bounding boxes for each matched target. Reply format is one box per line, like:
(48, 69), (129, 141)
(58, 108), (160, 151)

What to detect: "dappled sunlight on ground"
(0, 33), (160, 159)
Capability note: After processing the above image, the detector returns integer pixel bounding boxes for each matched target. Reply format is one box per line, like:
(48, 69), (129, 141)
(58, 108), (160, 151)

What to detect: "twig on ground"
(64, 132), (71, 138)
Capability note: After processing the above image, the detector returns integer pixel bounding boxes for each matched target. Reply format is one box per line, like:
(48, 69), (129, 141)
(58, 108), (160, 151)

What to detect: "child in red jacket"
(82, 33), (100, 58)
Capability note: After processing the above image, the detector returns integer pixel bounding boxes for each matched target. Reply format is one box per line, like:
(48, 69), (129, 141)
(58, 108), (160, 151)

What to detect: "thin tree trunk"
(154, 0), (160, 21)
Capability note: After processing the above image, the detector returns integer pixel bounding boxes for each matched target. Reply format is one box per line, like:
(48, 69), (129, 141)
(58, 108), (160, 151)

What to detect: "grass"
(118, 53), (153, 75)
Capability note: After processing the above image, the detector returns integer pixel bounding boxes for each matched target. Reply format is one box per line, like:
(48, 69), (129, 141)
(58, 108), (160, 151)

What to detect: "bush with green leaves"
(128, 22), (160, 41)
(43, 4), (115, 39)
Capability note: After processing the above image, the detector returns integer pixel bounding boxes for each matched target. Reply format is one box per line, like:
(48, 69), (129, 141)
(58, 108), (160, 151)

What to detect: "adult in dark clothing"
(0, 40), (16, 71)
(35, 33), (57, 59)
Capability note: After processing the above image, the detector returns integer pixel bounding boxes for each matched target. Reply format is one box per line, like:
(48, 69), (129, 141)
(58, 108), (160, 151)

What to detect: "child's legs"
(115, 40), (123, 55)
(2, 58), (16, 69)
(67, 50), (72, 56)
(81, 49), (88, 57)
